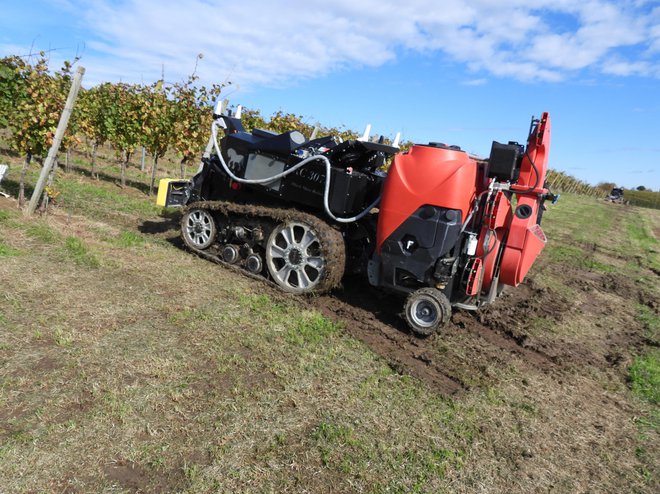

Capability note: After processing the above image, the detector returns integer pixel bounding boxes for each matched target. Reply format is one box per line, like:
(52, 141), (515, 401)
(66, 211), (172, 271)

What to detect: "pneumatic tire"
(404, 287), (452, 336)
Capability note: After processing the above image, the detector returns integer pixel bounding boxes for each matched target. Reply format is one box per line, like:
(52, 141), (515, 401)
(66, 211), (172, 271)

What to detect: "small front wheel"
(404, 288), (452, 336)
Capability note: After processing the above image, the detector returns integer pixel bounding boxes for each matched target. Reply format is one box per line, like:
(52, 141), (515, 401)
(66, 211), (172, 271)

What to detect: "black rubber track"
(181, 201), (346, 294)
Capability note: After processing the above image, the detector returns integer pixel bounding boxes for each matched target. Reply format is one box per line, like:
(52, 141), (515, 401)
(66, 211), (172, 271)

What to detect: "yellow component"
(156, 178), (175, 207)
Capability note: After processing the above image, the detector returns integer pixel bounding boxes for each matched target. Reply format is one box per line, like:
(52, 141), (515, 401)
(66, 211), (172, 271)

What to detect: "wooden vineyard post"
(140, 146), (146, 172)
(26, 66), (85, 216)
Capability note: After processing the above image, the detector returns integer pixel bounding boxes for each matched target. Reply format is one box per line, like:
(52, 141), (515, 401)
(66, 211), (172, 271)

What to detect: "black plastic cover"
(488, 141), (524, 182)
(376, 206), (462, 294)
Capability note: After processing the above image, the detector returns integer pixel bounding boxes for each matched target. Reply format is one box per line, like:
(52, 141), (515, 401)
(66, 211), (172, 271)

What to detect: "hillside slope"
(0, 167), (658, 493)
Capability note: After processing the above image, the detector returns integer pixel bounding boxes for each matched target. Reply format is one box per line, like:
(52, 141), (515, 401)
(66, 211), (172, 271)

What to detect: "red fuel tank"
(377, 145), (480, 251)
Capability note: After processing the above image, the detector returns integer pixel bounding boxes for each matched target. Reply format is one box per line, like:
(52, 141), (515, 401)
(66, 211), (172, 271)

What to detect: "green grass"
(0, 239), (20, 256)
(56, 177), (161, 221)
(286, 311), (341, 346)
(637, 305), (660, 345)
(62, 236), (100, 267)
(0, 209), (12, 223)
(627, 221), (657, 248)
(114, 230), (146, 247)
(24, 222), (60, 243)
(0, 150), (659, 492)
(626, 216), (659, 272)
(630, 350), (660, 405)
(546, 244), (616, 273)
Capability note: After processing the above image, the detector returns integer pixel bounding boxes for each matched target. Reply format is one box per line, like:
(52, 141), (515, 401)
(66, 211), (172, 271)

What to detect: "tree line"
(0, 53), (367, 204)
(2, 52), (656, 209)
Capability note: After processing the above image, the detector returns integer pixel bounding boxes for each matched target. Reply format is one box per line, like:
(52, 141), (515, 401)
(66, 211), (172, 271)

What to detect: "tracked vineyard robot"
(158, 102), (555, 335)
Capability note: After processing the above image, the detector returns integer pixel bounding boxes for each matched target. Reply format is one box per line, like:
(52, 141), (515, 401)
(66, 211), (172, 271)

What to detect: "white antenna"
(392, 132), (401, 148)
(235, 105), (242, 119)
(214, 99), (227, 116)
(358, 124), (371, 142)
(310, 124), (320, 140)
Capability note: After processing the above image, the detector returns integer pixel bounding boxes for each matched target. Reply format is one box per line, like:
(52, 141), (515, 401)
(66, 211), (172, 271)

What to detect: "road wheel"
(404, 287), (452, 336)
(181, 208), (216, 250)
(265, 220), (341, 294)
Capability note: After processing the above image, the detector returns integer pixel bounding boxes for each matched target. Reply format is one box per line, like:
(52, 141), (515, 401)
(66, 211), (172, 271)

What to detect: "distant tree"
(3, 54), (75, 206)
(636, 185), (646, 191)
(104, 83), (144, 188)
(596, 182), (617, 194)
(76, 84), (113, 178)
(141, 80), (176, 195)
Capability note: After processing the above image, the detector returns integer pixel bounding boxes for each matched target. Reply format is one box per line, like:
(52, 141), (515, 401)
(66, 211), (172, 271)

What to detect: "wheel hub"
(287, 248), (303, 266)
(183, 209), (216, 250)
(266, 221), (326, 293)
(413, 300), (438, 327)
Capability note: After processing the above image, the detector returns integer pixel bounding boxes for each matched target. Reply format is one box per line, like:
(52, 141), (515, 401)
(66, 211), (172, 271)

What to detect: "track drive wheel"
(181, 208), (216, 250)
(404, 287), (452, 336)
(265, 220), (344, 294)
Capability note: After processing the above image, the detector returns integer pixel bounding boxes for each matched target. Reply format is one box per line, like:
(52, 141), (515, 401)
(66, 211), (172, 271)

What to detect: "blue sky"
(2, 0), (659, 189)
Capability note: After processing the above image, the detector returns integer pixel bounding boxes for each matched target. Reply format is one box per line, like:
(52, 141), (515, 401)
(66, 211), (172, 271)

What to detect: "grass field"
(0, 144), (658, 493)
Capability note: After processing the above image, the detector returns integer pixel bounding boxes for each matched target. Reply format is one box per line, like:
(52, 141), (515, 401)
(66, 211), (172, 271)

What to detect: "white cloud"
(4, 0), (659, 87)
(462, 78), (488, 86)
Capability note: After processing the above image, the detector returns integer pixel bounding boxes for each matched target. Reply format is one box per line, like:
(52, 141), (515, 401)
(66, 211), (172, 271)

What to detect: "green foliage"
(624, 189), (660, 210)
(2, 52), (653, 210)
(103, 82), (144, 159)
(141, 80), (175, 160)
(2, 54), (76, 158)
(170, 69), (225, 167)
(76, 84), (112, 147)
(629, 350), (660, 404)
(546, 169), (604, 198)
(0, 56), (28, 130)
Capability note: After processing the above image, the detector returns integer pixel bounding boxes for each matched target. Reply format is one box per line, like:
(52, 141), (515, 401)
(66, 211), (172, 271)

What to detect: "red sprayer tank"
(377, 145), (483, 251)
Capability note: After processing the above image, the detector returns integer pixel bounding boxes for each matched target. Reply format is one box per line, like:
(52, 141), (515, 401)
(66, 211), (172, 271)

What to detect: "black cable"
(521, 149), (540, 193)
(479, 228), (498, 260)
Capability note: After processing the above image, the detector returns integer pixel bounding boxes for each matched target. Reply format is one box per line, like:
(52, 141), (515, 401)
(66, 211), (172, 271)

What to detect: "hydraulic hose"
(211, 120), (380, 223)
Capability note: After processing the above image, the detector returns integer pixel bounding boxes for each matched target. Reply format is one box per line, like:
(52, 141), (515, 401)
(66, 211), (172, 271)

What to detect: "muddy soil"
(142, 210), (654, 398)
(308, 262), (653, 396)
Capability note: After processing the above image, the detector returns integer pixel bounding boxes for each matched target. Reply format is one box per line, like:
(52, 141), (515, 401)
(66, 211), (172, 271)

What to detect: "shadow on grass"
(0, 144), (22, 159)
(138, 209), (183, 248)
(0, 178), (32, 203)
